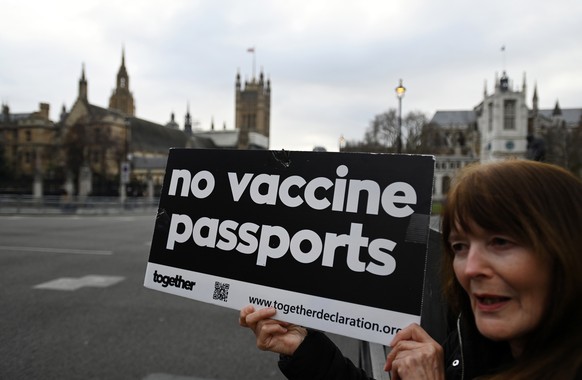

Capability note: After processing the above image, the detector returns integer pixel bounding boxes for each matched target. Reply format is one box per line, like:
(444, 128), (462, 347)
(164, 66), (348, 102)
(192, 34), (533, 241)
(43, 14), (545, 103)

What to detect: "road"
(0, 214), (358, 380)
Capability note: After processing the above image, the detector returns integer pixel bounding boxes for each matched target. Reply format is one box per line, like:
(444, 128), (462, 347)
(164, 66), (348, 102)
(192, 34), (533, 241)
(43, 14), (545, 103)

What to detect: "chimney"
(39, 103), (50, 119)
(2, 104), (10, 123)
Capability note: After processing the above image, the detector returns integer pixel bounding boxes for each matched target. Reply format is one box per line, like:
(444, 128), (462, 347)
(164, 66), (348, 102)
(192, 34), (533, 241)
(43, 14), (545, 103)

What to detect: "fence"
(0, 194), (159, 215)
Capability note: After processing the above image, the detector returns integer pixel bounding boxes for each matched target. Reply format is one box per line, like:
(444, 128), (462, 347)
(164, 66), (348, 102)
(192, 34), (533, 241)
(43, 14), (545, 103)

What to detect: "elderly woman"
(240, 160), (582, 379)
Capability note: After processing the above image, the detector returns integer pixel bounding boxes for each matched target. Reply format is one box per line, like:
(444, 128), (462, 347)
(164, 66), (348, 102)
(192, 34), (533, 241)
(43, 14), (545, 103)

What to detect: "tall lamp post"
(395, 79), (406, 153)
(120, 118), (131, 203)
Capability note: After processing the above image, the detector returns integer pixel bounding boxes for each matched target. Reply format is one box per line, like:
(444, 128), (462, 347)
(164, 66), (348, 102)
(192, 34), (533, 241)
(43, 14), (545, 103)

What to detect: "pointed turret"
(553, 100), (562, 117)
(499, 71), (509, 92)
(532, 83), (539, 113)
(109, 47), (135, 115)
(79, 63), (88, 101)
(184, 103), (192, 135)
(60, 104), (67, 122)
(116, 46), (129, 89)
(165, 111), (179, 129)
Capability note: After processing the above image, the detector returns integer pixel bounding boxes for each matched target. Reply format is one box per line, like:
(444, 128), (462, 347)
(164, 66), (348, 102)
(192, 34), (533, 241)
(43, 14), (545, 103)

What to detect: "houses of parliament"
(0, 49), (271, 196)
(1, 49), (580, 200)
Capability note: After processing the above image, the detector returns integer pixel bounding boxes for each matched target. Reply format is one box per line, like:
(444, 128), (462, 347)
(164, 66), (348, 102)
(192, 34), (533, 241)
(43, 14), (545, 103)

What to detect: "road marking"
(0, 245), (113, 255)
(34, 275), (125, 291)
(143, 374), (215, 380)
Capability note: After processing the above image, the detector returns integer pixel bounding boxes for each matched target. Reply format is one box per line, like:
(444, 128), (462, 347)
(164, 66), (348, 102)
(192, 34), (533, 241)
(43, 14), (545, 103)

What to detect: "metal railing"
(0, 194), (159, 215)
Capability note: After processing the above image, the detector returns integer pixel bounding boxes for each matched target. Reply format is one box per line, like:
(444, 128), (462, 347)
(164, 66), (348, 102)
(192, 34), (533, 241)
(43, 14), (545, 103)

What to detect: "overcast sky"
(1, 0), (581, 151)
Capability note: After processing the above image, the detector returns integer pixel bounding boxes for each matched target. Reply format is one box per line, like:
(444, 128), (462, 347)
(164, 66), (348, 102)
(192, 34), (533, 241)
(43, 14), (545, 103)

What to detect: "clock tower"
(109, 48), (135, 116)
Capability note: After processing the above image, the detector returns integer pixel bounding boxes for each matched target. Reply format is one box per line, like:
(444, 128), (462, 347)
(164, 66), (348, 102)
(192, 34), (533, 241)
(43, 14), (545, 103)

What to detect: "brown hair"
(441, 160), (582, 379)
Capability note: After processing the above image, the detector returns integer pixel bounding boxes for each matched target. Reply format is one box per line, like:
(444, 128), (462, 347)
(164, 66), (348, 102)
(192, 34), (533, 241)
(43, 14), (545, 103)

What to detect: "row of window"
(10, 150), (46, 165)
(487, 99), (517, 132)
(2, 130), (34, 142)
(435, 160), (472, 170)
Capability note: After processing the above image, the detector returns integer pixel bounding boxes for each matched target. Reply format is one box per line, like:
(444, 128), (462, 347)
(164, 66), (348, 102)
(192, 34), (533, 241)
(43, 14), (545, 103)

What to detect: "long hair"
(440, 160), (582, 379)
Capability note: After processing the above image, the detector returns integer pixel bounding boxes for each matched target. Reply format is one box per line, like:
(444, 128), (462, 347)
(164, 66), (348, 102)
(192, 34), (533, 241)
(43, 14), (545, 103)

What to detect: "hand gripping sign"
(144, 149), (435, 345)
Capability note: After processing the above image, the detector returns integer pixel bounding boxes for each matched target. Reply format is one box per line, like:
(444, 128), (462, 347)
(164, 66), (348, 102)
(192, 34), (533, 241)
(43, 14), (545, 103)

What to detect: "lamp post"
(120, 118), (131, 203)
(395, 79), (406, 153)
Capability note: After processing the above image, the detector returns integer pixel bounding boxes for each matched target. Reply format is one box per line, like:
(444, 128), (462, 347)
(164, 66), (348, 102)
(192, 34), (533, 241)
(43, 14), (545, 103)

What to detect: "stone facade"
(429, 71), (582, 201)
(1, 50), (271, 196)
(0, 102), (62, 191)
(108, 48), (135, 116)
(475, 72), (529, 162)
(61, 60), (191, 196)
(235, 70), (271, 149)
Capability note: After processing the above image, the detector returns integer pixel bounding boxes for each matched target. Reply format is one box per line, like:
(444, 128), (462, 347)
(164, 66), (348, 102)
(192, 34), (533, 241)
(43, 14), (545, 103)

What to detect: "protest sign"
(144, 149), (434, 345)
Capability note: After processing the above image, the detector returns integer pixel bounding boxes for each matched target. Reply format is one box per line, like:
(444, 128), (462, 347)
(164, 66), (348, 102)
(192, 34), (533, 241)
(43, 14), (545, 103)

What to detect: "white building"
(429, 71), (582, 201)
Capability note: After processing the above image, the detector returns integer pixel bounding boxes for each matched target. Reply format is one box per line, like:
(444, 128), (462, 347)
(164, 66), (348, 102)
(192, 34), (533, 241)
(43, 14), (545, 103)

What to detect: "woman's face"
(449, 222), (551, 356)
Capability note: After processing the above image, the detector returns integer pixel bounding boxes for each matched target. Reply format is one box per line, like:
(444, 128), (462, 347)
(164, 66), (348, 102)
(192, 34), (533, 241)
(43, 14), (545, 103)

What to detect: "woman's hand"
(384, 323), (445, 380)
(239, 305), (308, 357)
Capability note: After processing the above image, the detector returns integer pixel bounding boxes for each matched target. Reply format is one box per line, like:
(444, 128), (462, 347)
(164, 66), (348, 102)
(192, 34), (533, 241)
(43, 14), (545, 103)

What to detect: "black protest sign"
(144, 149), (434, 344)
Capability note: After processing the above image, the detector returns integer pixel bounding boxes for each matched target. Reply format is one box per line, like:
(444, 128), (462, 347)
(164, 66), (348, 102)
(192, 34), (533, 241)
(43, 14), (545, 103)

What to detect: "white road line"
(0, 245), (113, 255)
(34, 275), (125, 291)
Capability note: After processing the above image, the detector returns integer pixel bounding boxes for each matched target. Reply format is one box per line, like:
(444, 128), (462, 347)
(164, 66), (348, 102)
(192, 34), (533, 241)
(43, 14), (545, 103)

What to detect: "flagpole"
(247, 47), (256, 79)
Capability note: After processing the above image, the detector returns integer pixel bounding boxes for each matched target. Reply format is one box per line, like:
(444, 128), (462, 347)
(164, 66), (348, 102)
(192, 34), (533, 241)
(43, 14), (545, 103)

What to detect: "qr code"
(213, 281), (230, 302)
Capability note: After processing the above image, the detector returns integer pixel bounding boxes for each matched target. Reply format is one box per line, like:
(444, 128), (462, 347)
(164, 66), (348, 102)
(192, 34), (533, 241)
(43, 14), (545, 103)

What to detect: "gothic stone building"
(1, 50), (271, 196)
(189, 70), (271, 150)
(61, 52), (191, 197)
(429, 71), (582, 201)
(0, 102), (62, 193)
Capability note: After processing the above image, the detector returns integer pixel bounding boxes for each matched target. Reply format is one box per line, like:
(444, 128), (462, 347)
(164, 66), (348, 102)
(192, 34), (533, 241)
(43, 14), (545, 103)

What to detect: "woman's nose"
(463, 243), (491, 278)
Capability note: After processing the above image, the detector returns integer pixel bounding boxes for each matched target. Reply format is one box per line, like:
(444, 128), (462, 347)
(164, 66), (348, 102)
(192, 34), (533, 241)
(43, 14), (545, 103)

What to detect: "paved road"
(0, 214), (358, 380)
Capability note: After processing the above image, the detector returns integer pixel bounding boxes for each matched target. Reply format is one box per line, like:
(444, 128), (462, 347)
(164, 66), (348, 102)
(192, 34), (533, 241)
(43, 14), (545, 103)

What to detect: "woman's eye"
(490, 237), (515, 249)
(450, 242), (468, 254)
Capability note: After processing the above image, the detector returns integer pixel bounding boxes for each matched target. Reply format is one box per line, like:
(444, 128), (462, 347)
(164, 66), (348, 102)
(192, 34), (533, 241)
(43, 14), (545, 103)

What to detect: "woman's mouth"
(474, 295), (511, 310)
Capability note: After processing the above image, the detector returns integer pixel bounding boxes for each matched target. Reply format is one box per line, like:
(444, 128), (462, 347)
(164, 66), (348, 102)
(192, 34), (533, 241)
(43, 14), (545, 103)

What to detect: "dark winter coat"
(278, 316), (514, 380)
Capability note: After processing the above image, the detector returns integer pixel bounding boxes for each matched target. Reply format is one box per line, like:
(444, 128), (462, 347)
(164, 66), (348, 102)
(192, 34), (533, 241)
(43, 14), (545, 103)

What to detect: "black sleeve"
(278, 330), (375, 380)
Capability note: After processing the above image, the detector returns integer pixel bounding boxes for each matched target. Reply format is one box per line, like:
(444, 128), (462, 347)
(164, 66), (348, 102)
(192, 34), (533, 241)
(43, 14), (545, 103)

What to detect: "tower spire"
(108, 47), (135, 115)
(184, 102), (192, 135)
(79, 63), (88, 101)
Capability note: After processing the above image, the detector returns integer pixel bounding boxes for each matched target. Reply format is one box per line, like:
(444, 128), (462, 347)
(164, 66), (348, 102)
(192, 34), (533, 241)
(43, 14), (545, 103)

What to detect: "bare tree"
(342, 109), (430, 153)
(362, 109), (399, 150)
(357, 109), (429, 151)
(62, 120), (125, 195)
(541, 123), (582, 176)
(403, 111), (429, 153)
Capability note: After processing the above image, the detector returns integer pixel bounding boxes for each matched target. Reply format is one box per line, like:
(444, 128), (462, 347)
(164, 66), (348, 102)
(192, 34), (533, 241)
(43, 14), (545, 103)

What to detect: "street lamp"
(395, 79), (406, 153)
(120, 118), (131, 203)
